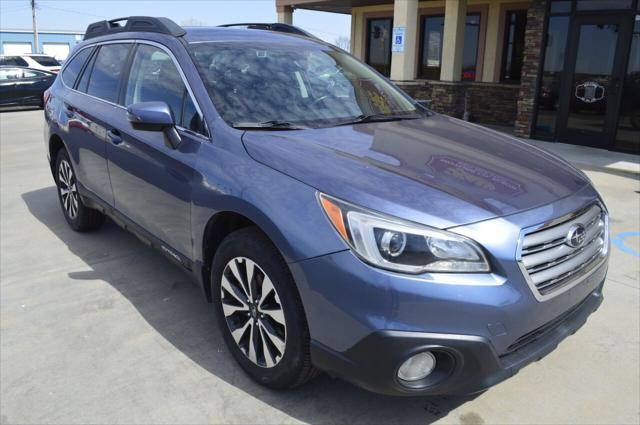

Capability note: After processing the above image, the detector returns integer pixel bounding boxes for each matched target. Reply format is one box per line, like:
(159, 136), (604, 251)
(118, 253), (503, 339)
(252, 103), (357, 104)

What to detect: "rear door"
(61, 44), (132, 206)
(106, 42), (207, 258)
(0, 68), (21, 105)
(13, 69), (52, 105)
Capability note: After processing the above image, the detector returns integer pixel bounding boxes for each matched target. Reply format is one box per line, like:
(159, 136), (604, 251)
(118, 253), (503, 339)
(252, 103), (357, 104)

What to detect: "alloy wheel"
(220, 257), (287, 368)
(58, 159), (79, 219)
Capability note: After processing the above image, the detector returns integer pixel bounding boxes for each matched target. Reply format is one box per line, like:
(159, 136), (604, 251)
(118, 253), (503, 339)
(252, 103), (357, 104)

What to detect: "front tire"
(54, 149), (105, 232)
(211, 227), (318, 389)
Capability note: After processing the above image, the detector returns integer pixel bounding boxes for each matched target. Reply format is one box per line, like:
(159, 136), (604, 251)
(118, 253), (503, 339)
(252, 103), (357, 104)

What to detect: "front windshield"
(189, 41), (421, 128)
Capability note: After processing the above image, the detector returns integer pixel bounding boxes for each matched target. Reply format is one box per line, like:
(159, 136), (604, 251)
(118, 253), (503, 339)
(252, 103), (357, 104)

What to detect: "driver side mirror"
(126, 101), (181, 149)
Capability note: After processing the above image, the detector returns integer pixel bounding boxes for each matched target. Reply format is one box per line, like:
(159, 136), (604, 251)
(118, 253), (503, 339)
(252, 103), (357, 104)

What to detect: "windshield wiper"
(333, 113), (422, 127)
(232, 120), (310, 130)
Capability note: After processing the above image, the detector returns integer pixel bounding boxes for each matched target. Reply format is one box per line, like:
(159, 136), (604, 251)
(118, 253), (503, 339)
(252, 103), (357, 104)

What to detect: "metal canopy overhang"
(276, 0), (394, 14)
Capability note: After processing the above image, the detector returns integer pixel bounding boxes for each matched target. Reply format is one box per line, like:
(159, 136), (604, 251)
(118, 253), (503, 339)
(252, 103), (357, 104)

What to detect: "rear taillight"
(43, 89), (51, 106)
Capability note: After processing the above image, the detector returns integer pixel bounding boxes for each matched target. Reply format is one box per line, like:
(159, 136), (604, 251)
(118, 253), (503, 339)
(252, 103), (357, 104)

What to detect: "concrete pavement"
(1, 110), (639, 424)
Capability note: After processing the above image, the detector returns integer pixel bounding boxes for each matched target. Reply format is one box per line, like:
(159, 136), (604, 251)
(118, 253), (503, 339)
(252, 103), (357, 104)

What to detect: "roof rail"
(84, 16), (186, 40)
(218, 23), (317, 39)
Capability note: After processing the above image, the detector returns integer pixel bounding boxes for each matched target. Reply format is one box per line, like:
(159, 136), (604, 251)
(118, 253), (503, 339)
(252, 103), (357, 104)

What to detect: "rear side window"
(0, 68), (22, 80)
(86, 44), (131, 103)
(30, 55), (60, 66)
(1, 56), (28, 67)
(76, 52), (96, 93)
(61, 48), (92, 87)
(22, 69), (50, 79)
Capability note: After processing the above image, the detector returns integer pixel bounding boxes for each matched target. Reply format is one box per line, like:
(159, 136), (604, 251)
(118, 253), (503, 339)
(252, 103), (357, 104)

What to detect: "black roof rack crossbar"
(218, 23), (317, 39)
(84, 16), (186, 40)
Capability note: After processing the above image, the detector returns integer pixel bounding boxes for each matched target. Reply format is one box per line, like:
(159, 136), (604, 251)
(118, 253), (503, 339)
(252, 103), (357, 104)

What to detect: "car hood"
(241, 115), (589, 228)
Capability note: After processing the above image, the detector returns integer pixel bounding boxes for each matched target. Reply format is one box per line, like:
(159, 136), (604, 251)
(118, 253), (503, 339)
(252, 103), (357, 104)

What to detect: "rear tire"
(211, 227), (318, 389)
(54, 149), (105, 232)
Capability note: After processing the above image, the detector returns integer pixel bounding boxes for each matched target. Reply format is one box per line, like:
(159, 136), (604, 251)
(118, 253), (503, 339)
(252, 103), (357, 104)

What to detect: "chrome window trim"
(516, 202), (609, 302)
(60, 39), (210, 141)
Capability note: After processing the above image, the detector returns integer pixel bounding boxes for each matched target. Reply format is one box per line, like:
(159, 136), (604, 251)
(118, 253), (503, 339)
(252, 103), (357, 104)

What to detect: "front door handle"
(107, 129), (123, 145)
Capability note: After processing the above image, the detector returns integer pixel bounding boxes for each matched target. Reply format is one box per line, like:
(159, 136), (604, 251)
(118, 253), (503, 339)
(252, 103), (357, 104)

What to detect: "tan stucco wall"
(351, 0), (530, 83)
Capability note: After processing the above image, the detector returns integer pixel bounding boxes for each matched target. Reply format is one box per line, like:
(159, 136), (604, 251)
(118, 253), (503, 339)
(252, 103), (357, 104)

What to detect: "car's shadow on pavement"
(22, 186), (479, 424)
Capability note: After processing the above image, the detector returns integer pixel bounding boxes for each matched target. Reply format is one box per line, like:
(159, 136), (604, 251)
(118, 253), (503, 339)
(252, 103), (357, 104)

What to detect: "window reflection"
(366, 18), (392, 77)
(501, 10), (527, 83)
(566, 24), (619, 134)
(576, 0), (632, 11)
(419, 14), (481, 81)
(190, 42), (419, 127)
(535, 16), (569, 137)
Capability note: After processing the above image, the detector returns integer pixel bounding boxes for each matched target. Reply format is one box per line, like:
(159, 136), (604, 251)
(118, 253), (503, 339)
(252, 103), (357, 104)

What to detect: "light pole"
(31, 0), (39, 54)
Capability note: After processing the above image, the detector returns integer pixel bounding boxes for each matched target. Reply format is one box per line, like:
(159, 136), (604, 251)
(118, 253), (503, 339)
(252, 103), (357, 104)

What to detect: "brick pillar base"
(514, 0), (547, 138)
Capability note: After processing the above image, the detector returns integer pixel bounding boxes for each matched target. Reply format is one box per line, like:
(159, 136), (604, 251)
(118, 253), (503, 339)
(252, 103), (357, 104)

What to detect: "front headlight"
(319, 193), (490, 274)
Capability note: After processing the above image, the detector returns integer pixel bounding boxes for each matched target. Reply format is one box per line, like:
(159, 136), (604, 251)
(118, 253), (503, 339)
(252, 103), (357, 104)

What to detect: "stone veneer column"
(514, 0), (548, 138)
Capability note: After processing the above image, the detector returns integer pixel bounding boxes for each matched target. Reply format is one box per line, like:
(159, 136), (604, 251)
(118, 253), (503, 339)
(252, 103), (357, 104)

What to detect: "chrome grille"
(519, 204), (608, 299)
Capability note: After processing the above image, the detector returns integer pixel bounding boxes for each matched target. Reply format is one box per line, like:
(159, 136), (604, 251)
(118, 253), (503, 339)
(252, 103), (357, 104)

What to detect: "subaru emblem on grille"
(566, 224), (587, 248)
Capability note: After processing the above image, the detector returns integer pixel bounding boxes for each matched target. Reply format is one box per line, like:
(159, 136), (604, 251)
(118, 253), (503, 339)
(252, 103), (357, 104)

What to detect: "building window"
(462, 14), (481, 81)
(501, 10), (527, 83)
(534, 15), (570, 137)
(418, 14), (482, 81)
(365, 17), (393, 77)
(576, 0), (633, 10)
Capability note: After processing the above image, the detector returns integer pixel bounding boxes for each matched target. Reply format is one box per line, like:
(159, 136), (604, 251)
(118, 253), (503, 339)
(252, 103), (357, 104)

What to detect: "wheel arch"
(198, 204), (297, 303)
(48, 133), (67, 174)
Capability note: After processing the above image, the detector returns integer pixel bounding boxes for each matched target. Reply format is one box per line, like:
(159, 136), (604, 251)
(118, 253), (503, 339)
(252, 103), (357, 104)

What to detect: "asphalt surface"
(1, 110), (639, 424)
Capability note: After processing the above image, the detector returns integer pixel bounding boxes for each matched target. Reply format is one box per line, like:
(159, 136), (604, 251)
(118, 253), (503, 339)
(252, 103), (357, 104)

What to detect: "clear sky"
(0, 0), (351, 43)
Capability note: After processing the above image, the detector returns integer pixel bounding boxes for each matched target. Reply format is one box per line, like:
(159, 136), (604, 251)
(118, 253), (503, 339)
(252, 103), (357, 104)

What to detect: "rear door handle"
(107, 129), (123, 145)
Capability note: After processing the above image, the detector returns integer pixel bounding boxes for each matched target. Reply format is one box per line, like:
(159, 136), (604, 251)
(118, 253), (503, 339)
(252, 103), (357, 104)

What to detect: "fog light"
(397, 352), (436, 381)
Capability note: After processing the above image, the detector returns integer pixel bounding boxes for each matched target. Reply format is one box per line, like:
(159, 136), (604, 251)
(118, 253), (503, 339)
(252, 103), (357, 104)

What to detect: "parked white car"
(0, 54), (61, 73)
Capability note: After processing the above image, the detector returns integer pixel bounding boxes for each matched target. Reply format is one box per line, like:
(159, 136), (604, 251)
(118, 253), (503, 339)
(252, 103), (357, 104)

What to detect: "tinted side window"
(30, 56), (60, 66)
(2, 56), (29, 67)
(86, 44), (131, 103)
(181, 94), (206, 135)
(61, 48), (92, 87)
(22, 69), (49, 79)
(76, 52), (96, 93)
(125, 45), (186, 121)
(0, 68), (22, 80)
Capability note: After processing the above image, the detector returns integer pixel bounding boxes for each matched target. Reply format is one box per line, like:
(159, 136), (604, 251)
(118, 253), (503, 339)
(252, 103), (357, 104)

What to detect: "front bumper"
(308, 280), (603, 396)
(290, 190), (608, 395)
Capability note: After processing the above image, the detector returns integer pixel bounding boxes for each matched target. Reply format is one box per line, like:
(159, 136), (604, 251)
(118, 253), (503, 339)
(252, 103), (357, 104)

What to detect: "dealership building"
(277, 0), (639, 154)
(0, 29), (83, 60)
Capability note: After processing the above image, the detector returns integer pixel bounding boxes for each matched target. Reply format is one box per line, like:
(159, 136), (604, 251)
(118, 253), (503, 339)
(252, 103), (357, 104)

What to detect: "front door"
(107, 43), (205, 259)
(556, 15), (633, 148)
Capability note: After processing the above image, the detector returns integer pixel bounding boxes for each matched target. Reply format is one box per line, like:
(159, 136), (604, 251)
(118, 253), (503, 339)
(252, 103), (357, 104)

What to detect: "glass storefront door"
(366, 18), (392, 77)
(556, 15), (633, 149)
(614, 15), (640, 153)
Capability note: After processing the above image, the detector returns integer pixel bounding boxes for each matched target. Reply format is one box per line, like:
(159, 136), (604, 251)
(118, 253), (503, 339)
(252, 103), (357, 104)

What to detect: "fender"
(193, 194), (300, 265)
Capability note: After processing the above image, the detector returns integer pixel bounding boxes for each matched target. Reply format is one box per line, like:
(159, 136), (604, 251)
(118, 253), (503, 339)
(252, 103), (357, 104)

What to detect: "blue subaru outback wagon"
(44, 17), (610, 395)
